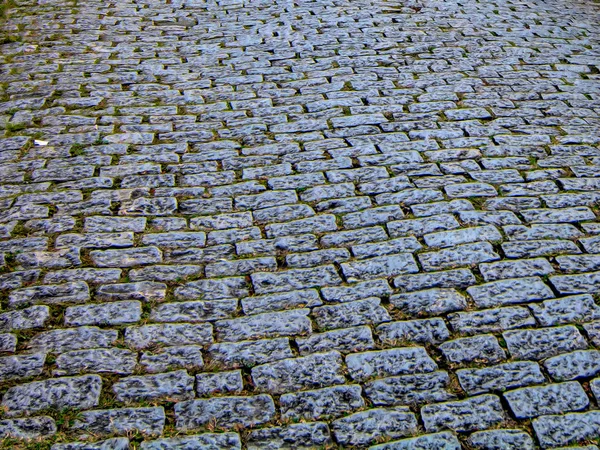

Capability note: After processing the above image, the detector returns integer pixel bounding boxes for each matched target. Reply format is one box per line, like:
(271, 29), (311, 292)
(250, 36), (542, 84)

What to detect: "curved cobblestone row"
(1, 0), (600, 447)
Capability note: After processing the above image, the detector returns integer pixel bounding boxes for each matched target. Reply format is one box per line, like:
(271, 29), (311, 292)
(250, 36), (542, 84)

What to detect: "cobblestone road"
(1, 0), (600, 447)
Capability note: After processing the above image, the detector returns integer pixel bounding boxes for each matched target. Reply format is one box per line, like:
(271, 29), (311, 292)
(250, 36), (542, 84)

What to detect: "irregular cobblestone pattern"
(1, 0), (600, 447)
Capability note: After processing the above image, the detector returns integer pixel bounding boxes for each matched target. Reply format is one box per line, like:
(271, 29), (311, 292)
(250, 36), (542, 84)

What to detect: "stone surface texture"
(0, 0), (600, 446)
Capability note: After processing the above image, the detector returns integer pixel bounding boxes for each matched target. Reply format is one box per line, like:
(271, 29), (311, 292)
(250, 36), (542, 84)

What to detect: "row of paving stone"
(2, 0), (600, 446)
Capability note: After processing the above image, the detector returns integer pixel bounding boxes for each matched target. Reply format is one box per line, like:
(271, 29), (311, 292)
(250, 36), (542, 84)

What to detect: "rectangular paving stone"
(418, 242), (500, 271)
(388, 214), (460, 237)
(64, 300), (142, 326)
(439, 335), (506, 366)
(54, 348), (137, 376)
(479, 258), (555, 281)
(321, 279), (392, 302)
(112, 370), (195, 402)
(0, 305), (49, 332)
(449, 307), (535, 335)
(175, 395), (275, 430)
(503, 326), (587, 360)
(297, 326), (375, 355)
(423, 225), (502, 248)
(9, 281), (90, 307)
(174, 277), (248, 300)
(529, 294), (600, 326)
(140, 434), (241, 450)
(312, 298), (391, 330)
(504, 381), (589, 418)
(369, 432), (461, 450)
(467, 430), (534, 450)
(251, 351), (345, 394)
(391, 288), (467, 317)
(457, 361), (546, 395)
(215, 309), (311, 341)
(0, 353), (45, 382)
(376, 318), (450, 345)
(394, 269), (475, 292)
(550, 271), (600, 295)
(467, 277), (555, 308)
(2, 375), (102, 416)
(196, 371), (243, 397)
(28, 326), (118, 354)
(247, 423), (331, 450)
(0, 416), (57, 440)
(421, 395), (505, 433)
(72, 407), (165, 438)
(280, 385), (365, 421)
(251, 265), (342, 294)
(532, 411), (600, 448)
(346, 347), (438, 382)
(341, 254), (419, 280)
(364, 371), (454, 406)
(125, 323), (213, 350)
(208, 338), (294, 369)
(544, 350), (600, 381)
(332, 407), (418, 447)
(150, 299), (237, 323)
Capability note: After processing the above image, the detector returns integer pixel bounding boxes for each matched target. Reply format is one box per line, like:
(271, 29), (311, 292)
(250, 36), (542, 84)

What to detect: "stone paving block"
(439, 335), (506, 366)
(196, 371), (243, 397)
(208, 337), (293, 370)
(529, 294), (600, 326)
(391, 288), (467, 317)
(341, 254), (419, 280)
(457, 362), (546, 395)
(247, 423), (331, 450)
(321, 279), (392, 302)
(241, 289), (321, 314)
(312, 298), (391, 330)
(280, 385), (365, 421)
(544, 350), (600, 381)
(175, 395), (275, 430)
(449, 307), (535, 335)
(504, 381), (589, 418)
(504, 326), (587, 360)
(421, 395), (505, 432)
(2, 375), (102, 416)
(369, 432), (461, 450)
(0, 353), (45, 382)
(296, 325), (376, 354)
(125, 323), (213, 350)
(418, 242), (500, 271)
(331, 407), (418, 446)
(215, 309), (311, 341)
(140, 434), (241, 450)
(532, 411), (600, 448)
(140, 345), (204, 374)
(364, 371), (454, 406)
(377, 318), (450, 345)
(252, 351), (345, 394)
(0, 416), (57, 440)
(393, 269), (475, 292)
(346, 347), (438, 382)
(0, 305), (50, 332)
(150, 299), (237, 323)
(467, 429), (534, 450)
(28, 327), (118, 354)
(467, 276), (554, 308)
(251, 265), (342, 294)
(72, 408), (165, 438)
(64, 300), (142, 326)
(113, 370), (195, 402)
(54, 348), (137, 376)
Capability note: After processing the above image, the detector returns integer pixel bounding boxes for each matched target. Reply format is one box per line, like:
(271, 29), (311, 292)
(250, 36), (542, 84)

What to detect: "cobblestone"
(2, 0), (600, 445)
